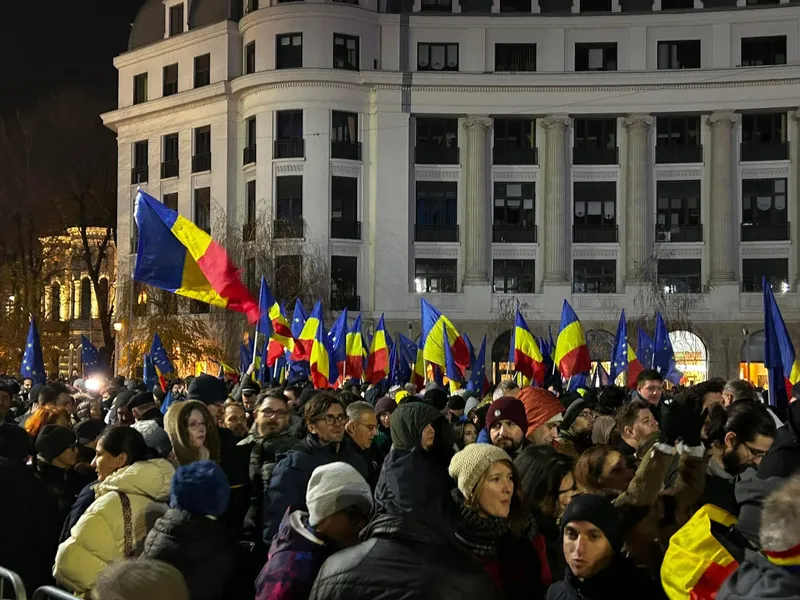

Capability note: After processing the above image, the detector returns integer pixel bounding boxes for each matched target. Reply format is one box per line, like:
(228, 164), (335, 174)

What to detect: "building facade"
(103, 0), (800, 383)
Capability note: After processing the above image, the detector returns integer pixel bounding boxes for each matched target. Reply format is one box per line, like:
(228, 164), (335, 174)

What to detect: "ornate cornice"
(493, 169), (538, 181)
(415, 167), (460, 181)
(741, 245), (791, 258)
(274, 162), (304, 175)
(414, 244), (460, 258)
(492, 245), (538, 259)
(332, 163), (361, 178)
(655, 167), (702, 180)
(572, 247), (618, 259)
(572, 169), (618, 181)
(739, 165), (790, 179)
(330, 241), (362, 255)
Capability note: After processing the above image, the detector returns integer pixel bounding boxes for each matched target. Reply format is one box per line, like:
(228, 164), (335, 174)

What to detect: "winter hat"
(391, 402), (442, 450)
(113, 390), (136, 410)
(423, 387), (448, 411)
(561, 494), (624, 553)
(126, 392), (156, 411)
(0, 423), (35, 461)
(464, 396), (481, 417)
(394, 390), (411, 404)
(133, 420), (173, 459)
(449, 444), (512, 501)
(35, 425), (77, 462)
(447, 396), (466, 411)
(241, 379), (261, 395)
(375, 396), (398, 416)
(170, 460), (230, 517)
(518, 388), (564, 438)
(560, 398), (590, 432)
(73, 419), (106, 446)
(188, 374), (228, 406)
(485, 396), (528, 434)
(28, 384), (44, 405)
(306, 462), (373, 527)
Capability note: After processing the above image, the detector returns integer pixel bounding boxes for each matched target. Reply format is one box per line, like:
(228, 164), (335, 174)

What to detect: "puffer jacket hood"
(164, 400), (220, 466)
(717, 551), (800, 600)
(96, 458), (174, 502)
(390, 402), (442, 450)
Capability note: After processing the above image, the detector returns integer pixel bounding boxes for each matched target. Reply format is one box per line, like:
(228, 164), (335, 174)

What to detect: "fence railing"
(0, 565), (80, 600)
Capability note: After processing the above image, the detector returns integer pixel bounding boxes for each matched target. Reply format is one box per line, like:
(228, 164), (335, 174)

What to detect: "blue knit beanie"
(169, 460), (230, 517)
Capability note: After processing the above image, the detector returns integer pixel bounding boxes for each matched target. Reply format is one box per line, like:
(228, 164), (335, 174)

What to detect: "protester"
(165, 400), (220, 465)
(446, 395), (466, 423)
(24, 404), (71, 439)
(142, 461), (238, 600)
(486, 396), (530, 457)
(373, 395), (396, 455)
(635, 370), (664, 421)
(493, 380), (520, 401)
(223, 401), (250, 440)
(255, 462), (373, 600)
(344, 401), (381, 487)
(591, 386), (626, 445)
(241, 379), (261, 416)
(616, 399), (660, 457)
(32, 424), (86, 520)
(518, 387), (564, 446)
(758, 387), (800, 479)
(453, 420), (478, 449)
(127, 391), (164, 427)
(0, 382), (15, 424)
(187, 374), (228, 427)
(90, 559), (189, 600)
(557, 397), (596, 461)
(132, 419), (175, 461)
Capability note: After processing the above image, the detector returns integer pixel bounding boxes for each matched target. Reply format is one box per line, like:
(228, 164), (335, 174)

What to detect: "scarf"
(454, 500), (510, 558)
(766, 542), (800, 575)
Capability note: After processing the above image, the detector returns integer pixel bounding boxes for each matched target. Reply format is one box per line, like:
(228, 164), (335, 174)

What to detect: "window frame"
(656, 180), (701, 230)
(575, 42), (617, 72)
(657, 259), (701, 294)
(245, 116), (257, 149)
(415, 117), (459, 148)
(133, 73), (148, 105)
(276, 110), (303, 140)
(333, 34), (360, 70)
(741, 35), (787, 67)
(573, 182), (616, 228)
(574, 117), (617, 149)
(572, 260), (617, 294)
(276, 33), (303, 69)
(162, 63), (179, 97)
(494, 118), (536, 150)
(194, 54), (211, 88)
(194, 125), (211, 157)
(193, 187), (211, 234)
(741, 178), (788, 226)
(276, 175), (303, 221)
(417, 42), (459, 72)
(331, 256), (358, 298)
(494, 43), (537, 72)
(415, 181), (458, 227)
(656, 115), (701, 147)
(245, 42), (256, 75)
(742, 258), (789, 293)
(163, 133), (179, 164)
(493, 182), (535, 228)
(332, 176), (358, 222)
(163, 192), (179, 213)
(493, 259), (535, 294)
(656, 40), (701, 70)
(168, 3), (185, 37)
(246, 180), (257, 226)
(332, 111), (358, 143)
(414, 259), (457, 293)
(741, 112), (787, 145)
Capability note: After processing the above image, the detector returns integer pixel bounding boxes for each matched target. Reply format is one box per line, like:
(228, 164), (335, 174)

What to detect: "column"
(463, 116), (491, 285)
(623, 114), (652, 283)
(708, 111), (738, 284)
(542, 116), (570, 284)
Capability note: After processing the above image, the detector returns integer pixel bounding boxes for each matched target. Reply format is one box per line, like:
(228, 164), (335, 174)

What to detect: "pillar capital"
(623, 114), (653, 129)
(708, 111), (739, 126)
(542, 115), (571, 130)
(463, 115), (491, 131)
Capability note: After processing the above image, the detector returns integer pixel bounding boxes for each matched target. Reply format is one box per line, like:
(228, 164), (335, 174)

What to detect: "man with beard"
(558, 397), (597, 461)
(486, 396), (530, 457)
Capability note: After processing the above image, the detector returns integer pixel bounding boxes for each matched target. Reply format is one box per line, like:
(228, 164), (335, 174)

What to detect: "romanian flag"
(764, 277), (800, 415)
(412, 346), (425, 391)
(344, 314), (365, 381)
(513, 308), (546, 385)
(365, 314), (390, 384)
(554, 300), (591, 379)
(610, 310), (644, 388)
(267, 302), (290, 366)
(258, 277), (294, 355)
(292, 300), (323, 362)
(443, 327), (462, 393)
(309, 321), (332, 389)
(420, 298), (470, 371)
(133, 190), (259, 323)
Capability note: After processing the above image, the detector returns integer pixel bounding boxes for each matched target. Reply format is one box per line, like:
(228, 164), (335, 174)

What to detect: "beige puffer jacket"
(53, 458), (175, 594)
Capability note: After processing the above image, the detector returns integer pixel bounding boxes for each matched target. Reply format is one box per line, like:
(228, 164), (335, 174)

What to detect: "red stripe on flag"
(688, 561), (738, 600)
(196, 241), (260, 323)
(559, 345), (591, 379)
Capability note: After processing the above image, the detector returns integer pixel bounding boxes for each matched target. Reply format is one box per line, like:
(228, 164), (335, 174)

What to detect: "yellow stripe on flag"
(555, 321), (587, 365)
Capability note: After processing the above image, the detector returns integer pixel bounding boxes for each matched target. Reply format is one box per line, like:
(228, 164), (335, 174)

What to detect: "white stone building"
(102, 0), (800, 383)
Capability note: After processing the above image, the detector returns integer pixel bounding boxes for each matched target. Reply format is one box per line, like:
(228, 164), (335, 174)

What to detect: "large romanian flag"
(134, 190), (259, 323)
(365, 314), (390, 384)
(257, 276), (294, 356)
(513, 308), (546, 385)
(344, 313), (365, 381)
(309, 321), (332, 389)
(420, 298), (470, 370)
(554, 300), (591, 379)
(292, 300), (323, 362)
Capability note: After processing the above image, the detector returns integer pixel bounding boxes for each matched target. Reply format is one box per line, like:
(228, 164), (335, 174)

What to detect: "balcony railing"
(572, 146), (619, 165)
(273, 219), (304, 239)
(331, 294), (361, 311)
(243, 145), (257, 165)
(655, 224), (703, 243)
(492, 145), (537, 165)
(192, 153), (212, 173)
(740, 141), (790, 162)
(573, 225), (618, 243)
(273, 138), (305, 159)
(492, 225), (537, 243)
(414, 224), (459, 242)
(741, 222), (790, 242)
(242, 222), (256, 243)
(331, 140), (362, 161)
(414, 145), (459, 165)
(131, 165), (149, 185)
(655, 144), (703, 164)
(161, 160), (179, 179)
(331, 220), (362, 240)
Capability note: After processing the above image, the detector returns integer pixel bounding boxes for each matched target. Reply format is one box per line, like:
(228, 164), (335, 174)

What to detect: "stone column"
(623, 114), (652, 283)
(541, 115), (570, 284)
(708, 111), (738, 284)
(463, 116), (491, 285)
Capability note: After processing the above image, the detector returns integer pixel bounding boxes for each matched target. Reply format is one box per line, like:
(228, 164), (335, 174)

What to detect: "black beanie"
(73, 419), (106, 446)
(561, 494), (624, 553)
(423, 388), (448, 411)
(560, 398), (590, 432)
(35, 425), (77, 463)
(447, 396), (466, 411)
(187, 374), (228, 405)
(0, 424), (36, 461)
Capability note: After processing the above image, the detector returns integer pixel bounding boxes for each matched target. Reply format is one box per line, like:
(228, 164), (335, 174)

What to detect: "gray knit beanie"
(306, 462), (373, 527)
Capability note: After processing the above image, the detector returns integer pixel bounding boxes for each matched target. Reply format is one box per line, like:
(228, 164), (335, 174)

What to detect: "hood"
(719, 553), (800, 600)
(164, 400), (220, 465)
(735, 472), (785, 547)
(390, 402), (443, 450)
(97, 458), (175, 502)
(148, 507), (234, 556)
(268, 510), (329, 560)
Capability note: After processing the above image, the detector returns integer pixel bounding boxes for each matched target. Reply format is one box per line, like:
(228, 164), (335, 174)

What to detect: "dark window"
(245, 0), (259, 12)
(742, 259), (788, 293)
(416, 181), (457, 227)
(159, 289), (178, 316)
(493, 260), (535, 294)
(415, 259), (457, 293)
(132, 140), (148, 184)
(276, 176), (303, 220)
(334, 34), (359, 70)
(493, 182), (535, 241)
(276, 33), (303, 69)
(573, 182), (616, 227)
(658, 259), (701, 294)
(332, 111), (358, 143)
(163, 193), (178, 213)
(656, 181), (701, 242)
(581, 0), (612, 11)
(80, 278), (92, 320)
(495, 44), (536, 72)
(246, 179), (257, 227)
(245, 42), (256, 74)
(499, 0), (531, 10)
(742, 178), (787, 226)
(169, 3), (184, 36)
(162, 133), (179, 178)
(657, 40), (701, 69)
(276, 110), (302, 140)
(573, 260), (616, 294)
(194, 188), (211, 234)
(331, 256), (358, 304)
(194, 54), (211, 88)
(493, 118), (536, 165)
(741, 36), (787, 66)
(418, 43), (459, 71)
(656, 115), (702, 163)
(420, 0), (453, 11)
(51, 284), (61, 322)
(274, 256), (302, 302)
(332, 176), (358, 222)
(193, 125), (211, 172)
(133, 73), (148, 105)
(415, 117), (459, 164)
(163, 63), (178, 97)
(573, 118), (618, 164)
(244, 116), (257, 165)
(575, 43), (617, 71)
(742, 112), (787, 145)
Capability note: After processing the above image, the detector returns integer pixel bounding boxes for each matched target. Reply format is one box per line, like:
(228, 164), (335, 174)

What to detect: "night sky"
(0, 0), (146, 116)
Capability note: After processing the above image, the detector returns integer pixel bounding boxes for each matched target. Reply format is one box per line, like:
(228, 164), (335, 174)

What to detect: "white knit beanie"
(448, 444), (513, 501)
(306, 462), (373, 527)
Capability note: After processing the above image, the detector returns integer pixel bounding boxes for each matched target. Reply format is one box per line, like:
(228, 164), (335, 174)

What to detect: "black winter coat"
(545, 556), (667, 600)
(60, 482), (96, 543)
(758, 401), (800, 479)
(142, 508), (239, 600)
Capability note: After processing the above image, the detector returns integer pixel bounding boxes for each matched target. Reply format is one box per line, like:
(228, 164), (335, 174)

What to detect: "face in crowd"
(530, 421), (559, 446)
(571, 408), (596, 436)
(563, 521), (615, 580)
(622, 408), (659, 449)
(310, 403), (347, 444)
(476, 461), (514, 519)
(255, 397), (291, 439)
(346, 410), (378, 451)
(490, 419), (524, 452)
(637, 379), (663, 406)
(223, 404), (249, 438)
(242, 390), (258, 412)
(722, 430), (774, 475)
(187, 409), (207, 450)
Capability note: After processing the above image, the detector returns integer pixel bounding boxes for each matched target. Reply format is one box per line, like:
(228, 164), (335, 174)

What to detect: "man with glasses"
(263, 393), (368, 545)
(345, 401), (381, 487)
(558, 395), (597, 460)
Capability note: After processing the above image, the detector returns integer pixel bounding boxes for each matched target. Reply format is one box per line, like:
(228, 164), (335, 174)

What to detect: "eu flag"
(150, 333), (174, 375)
(653, 313), (682, 385)
(80, 335), (101, 376)
(20, 318), (45, 385)
(467, 335), (490, 395)
(763, 275), (798, 417)
(637, 328), (654, 369)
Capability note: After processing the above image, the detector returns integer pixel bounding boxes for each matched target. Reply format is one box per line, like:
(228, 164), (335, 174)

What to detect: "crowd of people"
(1, 367), (799, 600)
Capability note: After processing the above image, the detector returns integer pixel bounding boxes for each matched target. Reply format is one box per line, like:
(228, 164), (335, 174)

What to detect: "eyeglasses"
(187, 420), (206, 430)
(578, 410), (596, 420)
(356, 422), (378, 433)
(318, 414), (347, 426)
(260, 409), (289, 419)
(742, 441), (768, 461)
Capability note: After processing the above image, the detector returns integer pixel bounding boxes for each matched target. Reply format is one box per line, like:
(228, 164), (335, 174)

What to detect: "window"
(415, 259), (457, 293)
(493, 182), (535, 242)
(573, 260), (616, 294)
(193, 125), (211, 172)
(493, 118), (536, 165)
(575, 43), (617, 71)
(194, 188), (211, 234)
(495, 44), (536, 72)
(331, 256), (358, 309)
(416, 181), (457, 227)
(742, 259), (789, 293)
(420, 0), (453, 11)
(80, 278), (92, 320)
(741, 113), (787, 145)
(331, 111), (360, 160)
(132, 140), (148, 184)
(244, 0), (259, 12)
(163, 193), (178, 213)
(656, 181), (701, 241)
(493, 260), (535, 294)
(274, 255), (302, 301)
(276, 175), (303, 230)
(245, 180), (257, 242)
(656, 116), (701, 163)
(163, 64), (178, 97)
(162, 133), (179, 178)
(573, 182), (616, 242)
(133, 73), (148, 105)
(418, 43), (459, 71)
(332, 176), (358, 222)
(245, 42), (256, 75)
(244, 116), (257, 165)
(194, 54), (211, 88)
(168, 3), (185, 36)
(274, 110), (303, 159)
(415, 117), (459, 164)
(334, 34), (359, 70)
(581, 0), (612, 11)
(276, 34), (303, 69)
(159, 289), (178, 316)
(658, 259), (701, 294)
(741, 36), (786, 66)
(657, 40), (701, 70)
(51, 284), (61, 322)
(573, 118), (618, 164)
(742, 178), (788, 235)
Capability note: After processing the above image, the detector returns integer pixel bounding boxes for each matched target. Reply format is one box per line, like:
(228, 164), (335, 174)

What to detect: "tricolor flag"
(292, 300), (323, 362)
(267, 301), (290, 367)
(257, 276), (294, 354)
(443, 327), (463, 393)
(365, 314), (390, 384)
(344, 314), (365, 382)
(764, 276), (800, 414)
(610, 310), (644, 388)
(420, 298), (470, 371)
(554, 300), (591, 379)
(512, 307), (546, 385)
(412, 346), (426, 391)
(309, 321), (333, 389)
(133, 190), (259, 323)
